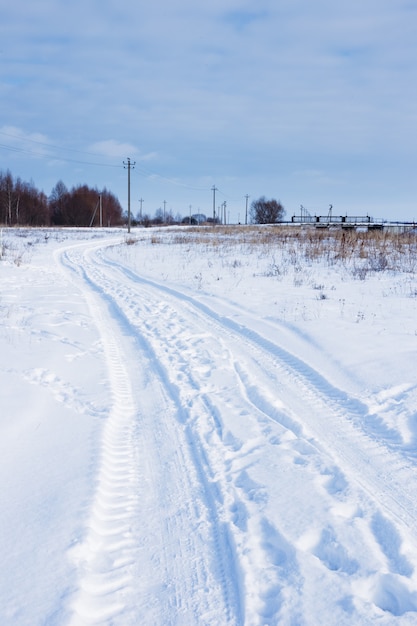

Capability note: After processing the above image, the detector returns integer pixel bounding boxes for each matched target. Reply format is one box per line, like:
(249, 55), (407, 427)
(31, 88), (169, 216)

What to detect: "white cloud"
(88, 140), (158, 163)
(88, 140), (139, 158)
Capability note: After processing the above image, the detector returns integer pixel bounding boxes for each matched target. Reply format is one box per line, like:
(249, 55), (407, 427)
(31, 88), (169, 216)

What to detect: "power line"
(0, 131), (248, 208)
(133, 165), (209, 192)
(0, 129), (125, 159)
(0, 142), (26, 154)
(0, 130), (236, 197)
(0, 140), (122, 168)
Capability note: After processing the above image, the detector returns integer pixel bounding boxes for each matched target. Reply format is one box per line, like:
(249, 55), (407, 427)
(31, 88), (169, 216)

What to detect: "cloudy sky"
(1, 0), (417, 222)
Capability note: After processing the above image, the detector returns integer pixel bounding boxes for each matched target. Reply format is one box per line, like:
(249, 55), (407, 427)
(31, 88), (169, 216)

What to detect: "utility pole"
(212, 185), (217, 224)
(123, 157), (136, 233)
(245, 194), (250, 225)
(139, 198), (144, 224)
(163, 200), (167, 223)
(89, 196), (100, 228)
(212, 186), (216, 223)
(99, 193), (103, 227)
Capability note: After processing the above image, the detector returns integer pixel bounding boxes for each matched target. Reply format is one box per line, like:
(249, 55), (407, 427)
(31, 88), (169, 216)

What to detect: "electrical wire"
(0, 129), (238, 196)
(0, 129), (121, 159)
(134, 164), (211, 192)
(0, 140), (123, 168)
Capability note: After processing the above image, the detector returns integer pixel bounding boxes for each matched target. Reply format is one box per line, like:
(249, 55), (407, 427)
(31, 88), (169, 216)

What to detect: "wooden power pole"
(123, 157), (136, 233)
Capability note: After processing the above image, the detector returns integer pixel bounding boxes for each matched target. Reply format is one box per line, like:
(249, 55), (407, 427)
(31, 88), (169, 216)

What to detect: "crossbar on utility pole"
(123, 157), (136, 233)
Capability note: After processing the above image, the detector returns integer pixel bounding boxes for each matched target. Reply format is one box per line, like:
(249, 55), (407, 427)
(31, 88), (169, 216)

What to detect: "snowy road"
(61, 237), (417, 625)
(62, 241), (243, 625)
(2, 229), (417, 625)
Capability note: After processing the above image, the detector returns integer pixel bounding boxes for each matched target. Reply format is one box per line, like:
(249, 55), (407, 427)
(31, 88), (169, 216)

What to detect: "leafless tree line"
(0, 170), (124, 227)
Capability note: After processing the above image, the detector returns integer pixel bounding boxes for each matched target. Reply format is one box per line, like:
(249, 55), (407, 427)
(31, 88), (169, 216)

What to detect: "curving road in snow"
(2, 229), (417, 626)
(59, 237), (417, 625)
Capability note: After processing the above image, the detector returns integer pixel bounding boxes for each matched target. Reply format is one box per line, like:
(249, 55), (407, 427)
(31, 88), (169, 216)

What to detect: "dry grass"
(144, 225), (417, 278)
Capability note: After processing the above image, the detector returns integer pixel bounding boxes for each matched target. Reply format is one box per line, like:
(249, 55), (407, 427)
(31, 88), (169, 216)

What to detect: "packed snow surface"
(1, 226), (417, 625)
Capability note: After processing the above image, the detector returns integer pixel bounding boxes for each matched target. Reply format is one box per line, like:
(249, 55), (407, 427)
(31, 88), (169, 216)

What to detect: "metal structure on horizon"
(290, 205), (416, 231)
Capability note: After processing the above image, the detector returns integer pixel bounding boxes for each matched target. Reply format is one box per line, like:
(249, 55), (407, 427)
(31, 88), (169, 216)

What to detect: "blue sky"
(1, 0), (417, 222)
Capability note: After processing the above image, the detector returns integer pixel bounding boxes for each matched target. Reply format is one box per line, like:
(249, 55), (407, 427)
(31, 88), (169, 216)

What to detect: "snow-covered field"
(1, 225), (417, 626)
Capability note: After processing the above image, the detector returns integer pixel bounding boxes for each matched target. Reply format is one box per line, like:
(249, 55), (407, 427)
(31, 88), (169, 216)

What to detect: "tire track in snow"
(96, 246), (417, 621)
(59, 240), (417, 622)
(101, 251), (417, 535)
(67, 362), (140, 622)
(63, 252), (145, 625)
(60, 243), (242, 626)
(79, 248), (344, 622)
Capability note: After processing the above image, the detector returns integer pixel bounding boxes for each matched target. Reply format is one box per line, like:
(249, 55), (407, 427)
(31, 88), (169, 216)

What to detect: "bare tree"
(0, 170), (14, 224)
(50, 182), (123, 226)
(250, 196), (285, 224)
(0, 171), (123, 227)
(49, 180), (69, 225)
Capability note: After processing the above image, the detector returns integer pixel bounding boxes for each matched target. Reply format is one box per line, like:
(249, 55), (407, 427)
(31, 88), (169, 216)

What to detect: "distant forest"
(0, 170), (124, 227)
